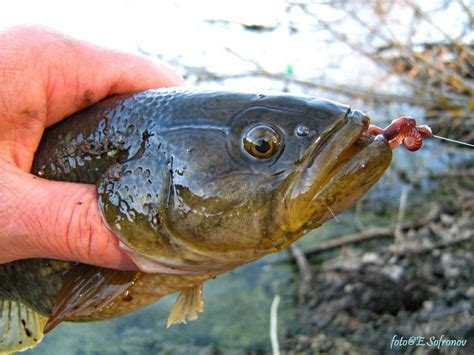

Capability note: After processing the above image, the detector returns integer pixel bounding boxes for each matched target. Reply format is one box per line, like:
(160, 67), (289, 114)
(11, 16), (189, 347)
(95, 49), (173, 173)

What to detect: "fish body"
(0, 89), (392, 352)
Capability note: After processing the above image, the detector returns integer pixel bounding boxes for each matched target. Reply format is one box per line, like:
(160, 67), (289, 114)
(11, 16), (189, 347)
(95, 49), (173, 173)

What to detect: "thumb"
(0, 160), (137, 270)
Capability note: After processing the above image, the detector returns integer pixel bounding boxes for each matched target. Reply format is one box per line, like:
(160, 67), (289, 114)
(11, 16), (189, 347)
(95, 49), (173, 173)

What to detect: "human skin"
(0, 26), (183, 270)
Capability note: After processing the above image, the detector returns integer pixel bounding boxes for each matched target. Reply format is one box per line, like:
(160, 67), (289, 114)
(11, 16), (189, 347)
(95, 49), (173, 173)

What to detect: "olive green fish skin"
(1, 88), (392, 322)
(32, 89), (356, 273)
(31, 89), (350, 184)
(0, 259), (69, 315)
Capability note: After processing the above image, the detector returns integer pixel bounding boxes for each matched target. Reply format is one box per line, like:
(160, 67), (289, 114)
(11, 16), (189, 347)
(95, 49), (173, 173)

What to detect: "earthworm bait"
(367, 116), (433, 151)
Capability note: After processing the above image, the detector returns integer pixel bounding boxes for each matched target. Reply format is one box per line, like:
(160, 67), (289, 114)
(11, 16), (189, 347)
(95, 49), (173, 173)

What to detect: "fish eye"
(242, 125), (281, 159)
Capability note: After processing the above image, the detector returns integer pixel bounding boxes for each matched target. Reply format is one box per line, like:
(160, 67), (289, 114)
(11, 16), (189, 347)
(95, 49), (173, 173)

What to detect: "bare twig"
(183, 63), (436, 106)
(303, 205), (441, 257)
(404, 0), (474, 56)
(456, 0), (474, 27)
(354, 201), (365, 231)
(290, 244), (312, 305)
(303, 227), (394, 257)
(394, 185), (409, 243)
(270, 295), (281, 355)
(390, 235), (473, 256)
(421, 169), (474, 178)
(290, 244), (312, 284)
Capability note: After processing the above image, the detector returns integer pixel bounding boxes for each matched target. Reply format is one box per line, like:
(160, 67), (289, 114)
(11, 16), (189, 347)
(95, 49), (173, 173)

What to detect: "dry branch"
(289, 244), (313, 305)
(390, 235), (473, 256)
(303, 205), (441, 257)
(303, 227), (394, 257)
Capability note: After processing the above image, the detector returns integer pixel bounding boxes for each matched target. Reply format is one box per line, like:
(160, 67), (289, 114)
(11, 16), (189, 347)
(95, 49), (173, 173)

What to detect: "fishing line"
(431, 135), (474, 148)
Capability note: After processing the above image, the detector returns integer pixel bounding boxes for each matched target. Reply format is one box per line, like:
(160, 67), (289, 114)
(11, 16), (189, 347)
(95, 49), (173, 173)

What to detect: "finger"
(0, 25), (183, 169)
(0, 161), (137, 270)
(1, 25), (183, 124)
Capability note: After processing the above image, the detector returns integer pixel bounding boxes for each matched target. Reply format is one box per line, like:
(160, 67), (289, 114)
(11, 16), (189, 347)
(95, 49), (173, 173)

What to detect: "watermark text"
(390, 335), (467, 350)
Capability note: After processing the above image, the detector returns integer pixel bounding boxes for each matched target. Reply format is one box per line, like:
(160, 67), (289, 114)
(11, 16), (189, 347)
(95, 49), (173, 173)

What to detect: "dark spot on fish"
(77, 201), (83, 205)
(21, 320), (33, 337)
(122, 291), (133, 302)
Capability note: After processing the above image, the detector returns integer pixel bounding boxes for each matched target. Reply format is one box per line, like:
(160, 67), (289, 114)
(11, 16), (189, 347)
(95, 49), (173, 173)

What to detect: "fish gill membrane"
(1, 88), (425, 353)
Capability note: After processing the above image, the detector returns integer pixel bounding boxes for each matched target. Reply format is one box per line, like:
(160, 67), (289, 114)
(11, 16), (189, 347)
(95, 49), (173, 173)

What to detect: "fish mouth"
(274, 109), (392, 236)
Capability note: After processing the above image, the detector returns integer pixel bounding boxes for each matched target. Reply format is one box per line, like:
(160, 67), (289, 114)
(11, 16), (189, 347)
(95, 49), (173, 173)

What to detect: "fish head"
(98, 90), (392, 274)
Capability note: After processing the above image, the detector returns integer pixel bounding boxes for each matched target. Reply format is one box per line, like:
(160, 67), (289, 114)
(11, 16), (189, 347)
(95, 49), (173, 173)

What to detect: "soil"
(282, 173), (474, 355)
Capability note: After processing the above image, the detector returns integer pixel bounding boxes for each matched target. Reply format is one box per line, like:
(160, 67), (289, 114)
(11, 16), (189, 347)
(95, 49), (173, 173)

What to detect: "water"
(30, 256), (296, 354)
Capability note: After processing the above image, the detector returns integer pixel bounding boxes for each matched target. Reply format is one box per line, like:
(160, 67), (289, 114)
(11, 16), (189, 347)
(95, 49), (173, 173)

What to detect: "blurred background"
(1, 0), (473, 353)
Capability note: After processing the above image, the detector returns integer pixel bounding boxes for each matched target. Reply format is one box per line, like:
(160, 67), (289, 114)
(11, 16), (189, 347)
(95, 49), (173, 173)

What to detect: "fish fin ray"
(44, 264), (137, 333)
(166, 284), (204, 328)
(0, 300), (48, 353)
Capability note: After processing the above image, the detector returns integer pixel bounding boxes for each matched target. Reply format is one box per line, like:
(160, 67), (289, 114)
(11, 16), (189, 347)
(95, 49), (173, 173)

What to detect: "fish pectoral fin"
(44, 264), (137, 333)
(0, 300), (48, 353)
(166, 284), (204, 328)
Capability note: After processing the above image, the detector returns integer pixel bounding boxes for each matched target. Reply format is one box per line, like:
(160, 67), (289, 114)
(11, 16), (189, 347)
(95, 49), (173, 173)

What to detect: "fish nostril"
(295, 125), (310, 137)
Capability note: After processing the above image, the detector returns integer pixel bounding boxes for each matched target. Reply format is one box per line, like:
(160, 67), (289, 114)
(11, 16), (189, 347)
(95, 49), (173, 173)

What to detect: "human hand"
(0, 26), (183, 270)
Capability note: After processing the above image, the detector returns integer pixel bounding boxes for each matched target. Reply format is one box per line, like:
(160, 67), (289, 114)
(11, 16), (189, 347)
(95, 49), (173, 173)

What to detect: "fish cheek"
(96, 155), (173, 258)
(166, 178), (276, 252)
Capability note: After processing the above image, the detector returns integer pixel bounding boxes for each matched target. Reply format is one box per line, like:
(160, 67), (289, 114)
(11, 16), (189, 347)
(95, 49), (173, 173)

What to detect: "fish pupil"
(255, 139), (271, 153)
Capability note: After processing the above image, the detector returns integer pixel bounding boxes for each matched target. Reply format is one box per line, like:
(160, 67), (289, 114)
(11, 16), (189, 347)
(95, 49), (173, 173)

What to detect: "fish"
(0, 88), (392, 352)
